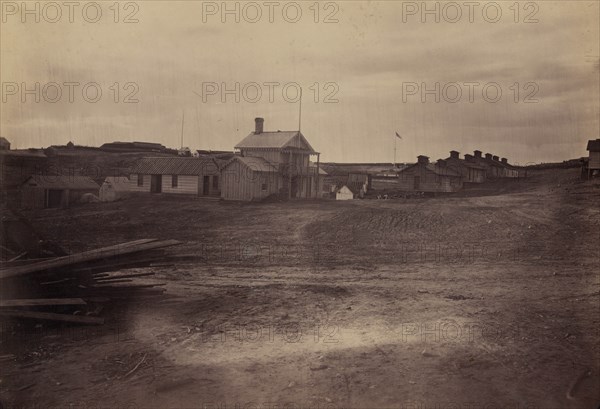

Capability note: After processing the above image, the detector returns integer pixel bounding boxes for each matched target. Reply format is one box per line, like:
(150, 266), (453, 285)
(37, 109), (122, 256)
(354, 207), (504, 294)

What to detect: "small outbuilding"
(584, 139), (600, 178)
(0, 137), (10, 150)
(335, 185), (355, 200)
(21, 175), (100, 209)
(99, 176), (132, 202)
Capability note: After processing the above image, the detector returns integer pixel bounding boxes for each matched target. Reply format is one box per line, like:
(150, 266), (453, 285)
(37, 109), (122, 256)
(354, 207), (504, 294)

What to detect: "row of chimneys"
(253, 118), (513, 166)
(450, 150), (508, 164)
(417, 151), (509, 165)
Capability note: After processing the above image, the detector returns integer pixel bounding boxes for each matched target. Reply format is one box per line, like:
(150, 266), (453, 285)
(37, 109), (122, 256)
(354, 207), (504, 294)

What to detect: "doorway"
(203, 176), (210, 195)
(290, 176), (299, 198)
(413, 176), (420, 190)
(46, 189), (63, 208)
(150, 175), (162, 193)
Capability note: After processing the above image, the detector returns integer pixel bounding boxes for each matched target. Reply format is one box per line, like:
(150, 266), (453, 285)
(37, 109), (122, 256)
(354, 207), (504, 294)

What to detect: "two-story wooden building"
(220, 118), (321, 201)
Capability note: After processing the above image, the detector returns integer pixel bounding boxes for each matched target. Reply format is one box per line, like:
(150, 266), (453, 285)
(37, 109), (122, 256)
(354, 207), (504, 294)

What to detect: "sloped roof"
(336, 185), (355, 195)
(23, 175), (99, 190)
(0, 137), (10, 145)
(345, 181), (365, 194)
(235, 131), (315, 152)
(309, 162), (328, 175)
(222, 156), (278, 173)
(587, 139), (600, 152)
(482, 158), (504, 168)
(445, 157), (486, 170)
(398, 163), (461, 177)
(130, 157), (219, 175)
(428, 164), (461, 177)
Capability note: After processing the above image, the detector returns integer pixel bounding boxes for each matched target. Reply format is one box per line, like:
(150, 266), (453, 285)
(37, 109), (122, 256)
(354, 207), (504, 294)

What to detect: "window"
(212, 175), (219, 189)
(137, 174), (143, 186)
(261, 183), (267, 192)
(172, 175), (178, 188)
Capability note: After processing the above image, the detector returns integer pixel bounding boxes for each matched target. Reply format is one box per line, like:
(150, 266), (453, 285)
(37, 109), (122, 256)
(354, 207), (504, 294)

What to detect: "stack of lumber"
(0, 239), (181, 325)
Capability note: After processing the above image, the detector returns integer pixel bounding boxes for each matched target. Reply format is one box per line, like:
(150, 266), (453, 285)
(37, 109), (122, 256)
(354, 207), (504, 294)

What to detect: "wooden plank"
(91, 283), (166, 289)
(92, 278), (133, 284)
(95, 272), (155, 281)
(40, 277), (78, 285)
(0, 239), (180, 280)
(8, 252), (27, 262)
(0, 310), (104, 325)
(0, 298), (87, 307)
(73, 254), (167, 274)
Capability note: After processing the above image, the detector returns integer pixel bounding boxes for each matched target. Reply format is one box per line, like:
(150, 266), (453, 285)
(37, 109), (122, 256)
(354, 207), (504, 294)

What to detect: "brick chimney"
(501, 158), (507, 164)
(254, 117), (264, 134)
(485, 153), (493, 160)
(450, 150), (459, 159)
(492, 155), (499, 162)
(417, 155), (429, 165)
(464, 154), (474, 162)
(437, 159), (447, 167)
(474, 150), (482, 158)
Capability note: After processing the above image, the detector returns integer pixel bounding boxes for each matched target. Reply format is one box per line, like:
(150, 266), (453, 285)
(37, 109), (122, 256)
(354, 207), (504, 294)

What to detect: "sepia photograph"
(0, 1), (599, 408)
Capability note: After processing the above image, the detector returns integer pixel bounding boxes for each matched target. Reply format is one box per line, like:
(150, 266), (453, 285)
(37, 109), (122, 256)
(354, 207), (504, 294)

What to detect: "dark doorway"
(290, 176), (299, 198)
(413, 176), (420, 190)
(150, 175), (162, 193)
(47, 189), (63, 208)
(203, 176), (210, 195)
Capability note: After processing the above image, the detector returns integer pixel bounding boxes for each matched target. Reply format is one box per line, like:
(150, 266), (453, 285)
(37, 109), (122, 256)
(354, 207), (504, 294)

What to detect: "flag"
(395, 132), (402, 139)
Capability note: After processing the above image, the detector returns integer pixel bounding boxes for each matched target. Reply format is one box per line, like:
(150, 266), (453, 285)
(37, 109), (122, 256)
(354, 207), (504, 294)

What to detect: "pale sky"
(1, 1), (598, 164)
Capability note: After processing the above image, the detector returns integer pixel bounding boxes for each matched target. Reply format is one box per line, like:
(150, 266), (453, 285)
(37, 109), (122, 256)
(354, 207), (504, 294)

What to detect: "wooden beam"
(0, 310), (104, 325)
(93, 278), (133, 284)
(0, 298), (87, 307)
(95, 272), (155, 281)
(0, 239), (180, 280)
(8, 252), (27, 262)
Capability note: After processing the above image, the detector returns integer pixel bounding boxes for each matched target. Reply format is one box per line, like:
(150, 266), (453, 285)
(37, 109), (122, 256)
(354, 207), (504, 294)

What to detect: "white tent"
(99, 176), (131, 202)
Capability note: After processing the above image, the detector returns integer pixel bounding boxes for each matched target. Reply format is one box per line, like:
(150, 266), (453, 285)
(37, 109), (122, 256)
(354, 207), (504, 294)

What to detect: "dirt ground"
(1, 168), (599, 409)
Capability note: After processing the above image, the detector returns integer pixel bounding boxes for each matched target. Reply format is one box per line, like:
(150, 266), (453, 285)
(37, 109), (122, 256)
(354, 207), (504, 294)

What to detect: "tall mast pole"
(180, 111), (185, 149)
(298, 87), (302, 132)
(394, 134), (397, 167)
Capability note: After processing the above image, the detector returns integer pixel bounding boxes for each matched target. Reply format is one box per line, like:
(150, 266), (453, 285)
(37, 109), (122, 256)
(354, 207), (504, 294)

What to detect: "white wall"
(161, 175), (199, 194)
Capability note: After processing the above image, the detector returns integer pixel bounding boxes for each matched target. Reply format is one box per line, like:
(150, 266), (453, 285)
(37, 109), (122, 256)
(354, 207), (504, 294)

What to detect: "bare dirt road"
(2, 168), (599, 409)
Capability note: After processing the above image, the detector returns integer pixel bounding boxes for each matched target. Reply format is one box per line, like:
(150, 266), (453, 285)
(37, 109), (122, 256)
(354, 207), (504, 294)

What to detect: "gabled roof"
(23, 175), (99, 190)
(587, 139), (600, 152)
(345, 181), (366, 194)
(130, 157), (219, 175)
(0, 137), (10, 145)
(336, 185), (355, 194)
(222, 156), (278, 173)
(235, 131), (315, 153)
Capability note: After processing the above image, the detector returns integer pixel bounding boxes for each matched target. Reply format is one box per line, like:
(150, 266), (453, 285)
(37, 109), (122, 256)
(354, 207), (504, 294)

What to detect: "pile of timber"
(0, 239), (181, 325)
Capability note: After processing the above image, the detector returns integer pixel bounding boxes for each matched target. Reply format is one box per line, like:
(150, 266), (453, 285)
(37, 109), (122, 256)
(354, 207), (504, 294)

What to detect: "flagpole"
(394, 134), (397, 167)
(298, 87), (302, 132)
